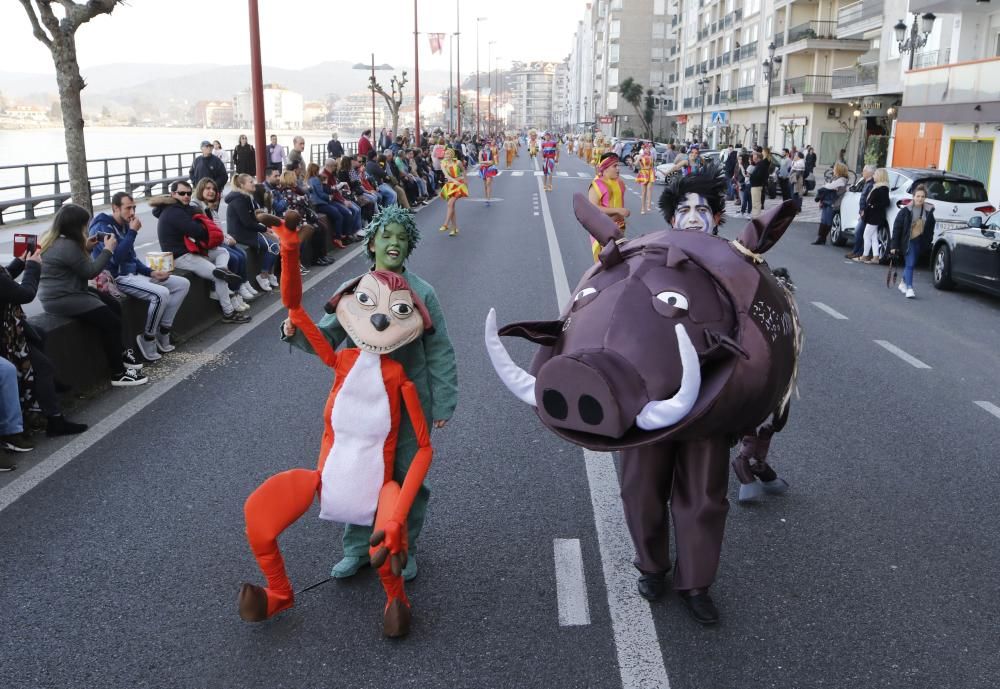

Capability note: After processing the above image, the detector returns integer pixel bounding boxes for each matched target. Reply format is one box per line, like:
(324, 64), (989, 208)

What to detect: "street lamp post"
(762, 42), (782, 149)
(894, 12), (937, 70)
(488, 41), (495, 135)
(476, 17), (486, 136)
(353, 56), (394, 147)
(657, 82), (666, 141)
(697, 74), (710, 144)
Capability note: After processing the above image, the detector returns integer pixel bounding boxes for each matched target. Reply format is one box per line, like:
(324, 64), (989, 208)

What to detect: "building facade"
(233, 84), (304, 131)
(893, 0), (1000, 197)
(509, 61), (558, 129)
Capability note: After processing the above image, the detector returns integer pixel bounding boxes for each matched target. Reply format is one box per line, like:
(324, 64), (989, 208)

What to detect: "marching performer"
(635, 141), (656, 214)
(504, 133), (517, 169)
(439, 148), (468, 237)
(587, 152), (629, 261)
(478, 137), (499, 205)
(540, 131), (559, 192)
(528, 129), (539, 159)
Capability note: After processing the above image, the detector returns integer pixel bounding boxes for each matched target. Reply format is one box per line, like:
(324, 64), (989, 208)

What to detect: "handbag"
(93, 269), (124, 300)
(184, 213), (225, 255)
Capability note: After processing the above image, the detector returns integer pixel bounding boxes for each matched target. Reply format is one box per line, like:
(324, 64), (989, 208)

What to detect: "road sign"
(710, 111), (728, 125)
(599, 116), (614, 124)
(677, 115), (688, 124)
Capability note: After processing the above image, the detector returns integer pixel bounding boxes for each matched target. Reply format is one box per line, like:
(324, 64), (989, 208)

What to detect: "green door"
(950, 140), (993, 186)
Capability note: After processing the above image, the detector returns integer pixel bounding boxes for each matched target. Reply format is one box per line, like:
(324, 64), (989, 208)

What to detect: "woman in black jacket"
(858, 167), (891, 263)
(890, 184), (935, 298)
(233, 135), (256, 176)
(225, 173), (279, 293)
(0, 249), (87, 439)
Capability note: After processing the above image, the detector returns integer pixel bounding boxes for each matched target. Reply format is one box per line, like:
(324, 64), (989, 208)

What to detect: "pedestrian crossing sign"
(710, 111), (728, 125)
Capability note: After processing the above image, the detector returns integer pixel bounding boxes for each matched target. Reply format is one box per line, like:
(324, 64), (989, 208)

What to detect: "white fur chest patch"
(319, 351), (391, 525)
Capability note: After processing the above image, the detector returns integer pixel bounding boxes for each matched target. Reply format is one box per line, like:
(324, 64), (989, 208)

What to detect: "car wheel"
(932, 245), (955, 290)
(875, 225), (890, 264)
(830, 212), (847, 246)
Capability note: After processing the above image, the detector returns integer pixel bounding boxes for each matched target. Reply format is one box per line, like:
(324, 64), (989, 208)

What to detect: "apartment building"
(233, 84), (303, 131)
(552, 60), (571, 129)
(509, 61), (558, 129)
(893, 0), (1000, 197)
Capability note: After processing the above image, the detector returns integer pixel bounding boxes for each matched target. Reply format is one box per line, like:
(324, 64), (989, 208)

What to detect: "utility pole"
(455, 0), (462, 136)
(414, 0), (421, 146)
(248, 0), (266, 180)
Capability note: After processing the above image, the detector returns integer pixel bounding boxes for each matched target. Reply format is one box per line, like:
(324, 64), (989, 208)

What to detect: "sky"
(2, 0), (586, 75)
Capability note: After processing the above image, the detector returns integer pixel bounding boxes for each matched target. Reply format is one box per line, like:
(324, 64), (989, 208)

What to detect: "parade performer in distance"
(587, 152), (629, 261)
(580, 133), (592, 162)
(540, 131), (559, 192)
(659, 162), (798, 504)
(478, 138), (499, 206)
(439, 148), (469, 237)
(528, 129), (539, 159)
(484, 189), (802, 625)
(504, 133), (517, 169)
(566, 134), (575, 156)
(239, 210), (435, 638)
(282, 205), (459, 587)
(591, 133), (607, 170)
(635, 141), (656, 214)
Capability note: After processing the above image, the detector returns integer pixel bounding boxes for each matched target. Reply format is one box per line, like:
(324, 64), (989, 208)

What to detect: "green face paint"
(371, 222), (410, 272)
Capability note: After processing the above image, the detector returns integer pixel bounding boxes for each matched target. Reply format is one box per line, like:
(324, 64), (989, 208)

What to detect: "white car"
(831, 168), (995, 260)
(654, 151), (721, 184)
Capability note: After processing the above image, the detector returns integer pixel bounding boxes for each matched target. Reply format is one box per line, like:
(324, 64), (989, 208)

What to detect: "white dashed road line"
(811, 301), (849, 320)
(557, 171), (568, 177)
(512, 171), (524, 176)
(553, 538), (592, 626)
(578, 172), (590, 178)
(874, 340), (932, 369)
(974, 401), (1000, 421)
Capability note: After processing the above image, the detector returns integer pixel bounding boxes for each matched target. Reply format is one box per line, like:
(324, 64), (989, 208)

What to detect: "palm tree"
(618, 77), (654, 139)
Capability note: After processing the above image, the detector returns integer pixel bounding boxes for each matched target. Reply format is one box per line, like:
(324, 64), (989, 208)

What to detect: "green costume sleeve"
(421, 287), (459, 421)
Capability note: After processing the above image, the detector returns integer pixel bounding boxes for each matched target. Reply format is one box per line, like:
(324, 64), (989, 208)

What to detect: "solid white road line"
(534, 175), (670, 686)
(553, 538), (592, 626)
(0, 243), (367, 514)
(874, 340), (932, 369)
(811, 301), (849, 320)
(974, 401), (1000, 421)
(584, 451), (671, 689)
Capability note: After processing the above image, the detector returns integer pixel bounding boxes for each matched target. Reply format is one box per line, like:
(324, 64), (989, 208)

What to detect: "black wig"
(658, 160), (728, 234)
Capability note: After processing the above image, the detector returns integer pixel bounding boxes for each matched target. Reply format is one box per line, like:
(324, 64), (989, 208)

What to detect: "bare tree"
(369, 71), (408, 137)
(18, 0), (123, 212)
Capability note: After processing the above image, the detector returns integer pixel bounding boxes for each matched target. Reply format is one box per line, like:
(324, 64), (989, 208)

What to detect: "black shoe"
(111, 368), (148, 387)
(46, 415), (88, 437)
(122, 348), (144, 371)
(212, 267), (244, 291)
(2, 432), (35, 453)
(811, 237), (826, 245)
(637, 572), (668, 601)
(221, 310), (251, 324)
(678, 590), (719, 625)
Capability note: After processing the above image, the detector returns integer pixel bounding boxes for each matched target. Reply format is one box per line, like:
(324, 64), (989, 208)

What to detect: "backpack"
(184, 213), (225, 255)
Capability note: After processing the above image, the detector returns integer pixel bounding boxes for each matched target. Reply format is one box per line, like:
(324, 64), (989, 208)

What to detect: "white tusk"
(484, 308), (538, 407)
(635, 323), (702, 431)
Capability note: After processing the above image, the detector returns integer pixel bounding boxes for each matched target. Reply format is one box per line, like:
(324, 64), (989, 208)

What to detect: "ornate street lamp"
(762, 41), (782, 149)
(697, 74), (710, 144)
(894, 13), (936, 70)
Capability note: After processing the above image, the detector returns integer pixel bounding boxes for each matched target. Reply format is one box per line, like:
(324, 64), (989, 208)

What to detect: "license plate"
(936, 222), (965, 231)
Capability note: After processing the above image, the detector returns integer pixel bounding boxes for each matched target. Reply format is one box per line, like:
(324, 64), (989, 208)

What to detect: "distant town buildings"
(1, 105), (49, 124)
(303, 100), (329, 126)
(328, 93), (391, 134)
(509, 61), (559, 129)
(233, 83), (303, 130)
(194, 101), (234, 129)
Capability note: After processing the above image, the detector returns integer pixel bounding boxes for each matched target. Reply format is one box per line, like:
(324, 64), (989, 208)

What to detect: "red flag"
(429, 33), (444, 55)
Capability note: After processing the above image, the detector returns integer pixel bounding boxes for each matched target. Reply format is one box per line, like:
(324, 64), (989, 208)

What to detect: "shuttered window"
(949, 140), (994, 187)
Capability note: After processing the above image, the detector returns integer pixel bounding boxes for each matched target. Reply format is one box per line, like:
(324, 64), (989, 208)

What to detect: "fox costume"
(238, 210), (433, 638)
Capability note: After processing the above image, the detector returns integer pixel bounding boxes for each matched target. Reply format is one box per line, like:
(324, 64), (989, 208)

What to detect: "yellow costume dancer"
(566, 135), (575, 155)
(528, 129), (539, 159)
(439, 149), (468, 237)
(635, 142), (655, 214)
(504, 135), (517, 168)
(587, 153), (628, 261)
(591, 135), (607, 170)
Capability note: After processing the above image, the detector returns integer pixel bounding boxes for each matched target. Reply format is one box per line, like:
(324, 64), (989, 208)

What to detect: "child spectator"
(38, 204), (148, 386)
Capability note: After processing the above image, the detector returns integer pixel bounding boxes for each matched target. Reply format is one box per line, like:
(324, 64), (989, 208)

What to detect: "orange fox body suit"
(241, 223), (432, 623)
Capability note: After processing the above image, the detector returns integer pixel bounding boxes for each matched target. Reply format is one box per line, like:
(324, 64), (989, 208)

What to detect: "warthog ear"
(497, 319), (564, 346)
(573, 193), (621, 248)
(737, 199), (800, 255)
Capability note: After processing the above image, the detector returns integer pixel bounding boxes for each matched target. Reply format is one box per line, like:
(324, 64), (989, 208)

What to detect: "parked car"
(931, 212), (1000, 297)
(830, 168), (995, 261)
(615, 140), (639, 166)
(654, 150), (720, 184)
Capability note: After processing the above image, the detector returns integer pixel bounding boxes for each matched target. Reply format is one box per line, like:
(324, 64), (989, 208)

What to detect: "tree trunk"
(52, 35), (91, 212)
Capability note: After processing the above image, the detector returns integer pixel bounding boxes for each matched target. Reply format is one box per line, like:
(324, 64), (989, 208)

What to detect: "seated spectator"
(320, 159), (363, 239)
(394, 149), (426, 205)
(381, 152), (413, 208)
(365, 151), (398, 207)
(89, 192), (192, 362)
(38, 204), (148, 386)
(153, 181), (249, 323)
(1, 357), (31, 467)
(338, 156), (376, 222)
(1, 247), (88, 443)
(275, 171), (335, 267)
(306, 163), (350, 249)
(225, 173), (280, 293)
(193, 179), (256, 310)
(432, 137), (447, 186)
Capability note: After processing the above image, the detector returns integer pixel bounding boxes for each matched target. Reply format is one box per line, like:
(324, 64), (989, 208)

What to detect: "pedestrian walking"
(890, 184), (935, 298)
(233, 134), (256, 176)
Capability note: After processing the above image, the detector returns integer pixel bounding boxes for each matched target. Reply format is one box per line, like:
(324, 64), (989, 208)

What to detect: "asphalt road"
(1, 149), (999, 689)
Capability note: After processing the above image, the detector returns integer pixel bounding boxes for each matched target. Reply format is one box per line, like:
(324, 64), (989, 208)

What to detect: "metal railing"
(912, 50), (946, 69)
(308, 141), (359, 167)
(832, 62), (879, 90)
(837, 0), (884, 30)
(737, 85), (756, 102)
(735, 42), (758, 61)
(787, 20), (838, 43)
(0, 151), (204, 225)
(776, 74), (833, 96)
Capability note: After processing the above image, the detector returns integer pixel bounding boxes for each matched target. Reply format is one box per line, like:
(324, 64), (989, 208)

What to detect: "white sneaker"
(135, 334), (162, 362)
(905, 287), (915, 299)
(239, 283), (258, 301)
(268, 274), (279, 288)
(898, 280), (906, 294)
(245, 282), (260, 297)
(209, 288), (220, 301)
(255, 274), (273, 292)
(232, 294), (250, 312)
(155, 331), (176, 353)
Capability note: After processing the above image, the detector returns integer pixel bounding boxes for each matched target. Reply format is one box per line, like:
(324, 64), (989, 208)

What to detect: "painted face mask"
(673, 193), (717, 233)
(371, 222), (410, 271)
(335, 272), (428, 355)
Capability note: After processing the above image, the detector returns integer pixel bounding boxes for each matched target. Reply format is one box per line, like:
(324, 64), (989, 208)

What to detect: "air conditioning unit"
(827, 107), (841, 119)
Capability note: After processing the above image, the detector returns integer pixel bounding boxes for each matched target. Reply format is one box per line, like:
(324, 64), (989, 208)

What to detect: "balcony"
(837, 0), (883, 40)
(685, 65), (695, 78)
(912, 50), (947, 69)
(900, 57), (1000, 123)
(831, 60), (878, 96)
(734, 42), (757, 62)
(777, 21), (869, 56)
(772, 74), (833, 99)
(736, 85), (756, 102)
(683, 97), (694, 109)
(668, 73), (678, 84)
(722, 52), (731, 65)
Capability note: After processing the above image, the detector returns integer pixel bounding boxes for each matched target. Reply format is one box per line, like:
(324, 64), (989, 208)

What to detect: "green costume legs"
(341, 437), (431, 557)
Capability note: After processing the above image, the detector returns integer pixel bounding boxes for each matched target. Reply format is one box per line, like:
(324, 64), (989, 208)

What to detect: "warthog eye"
(655, 291), (689, 311)
(572, 287), (599, 311)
